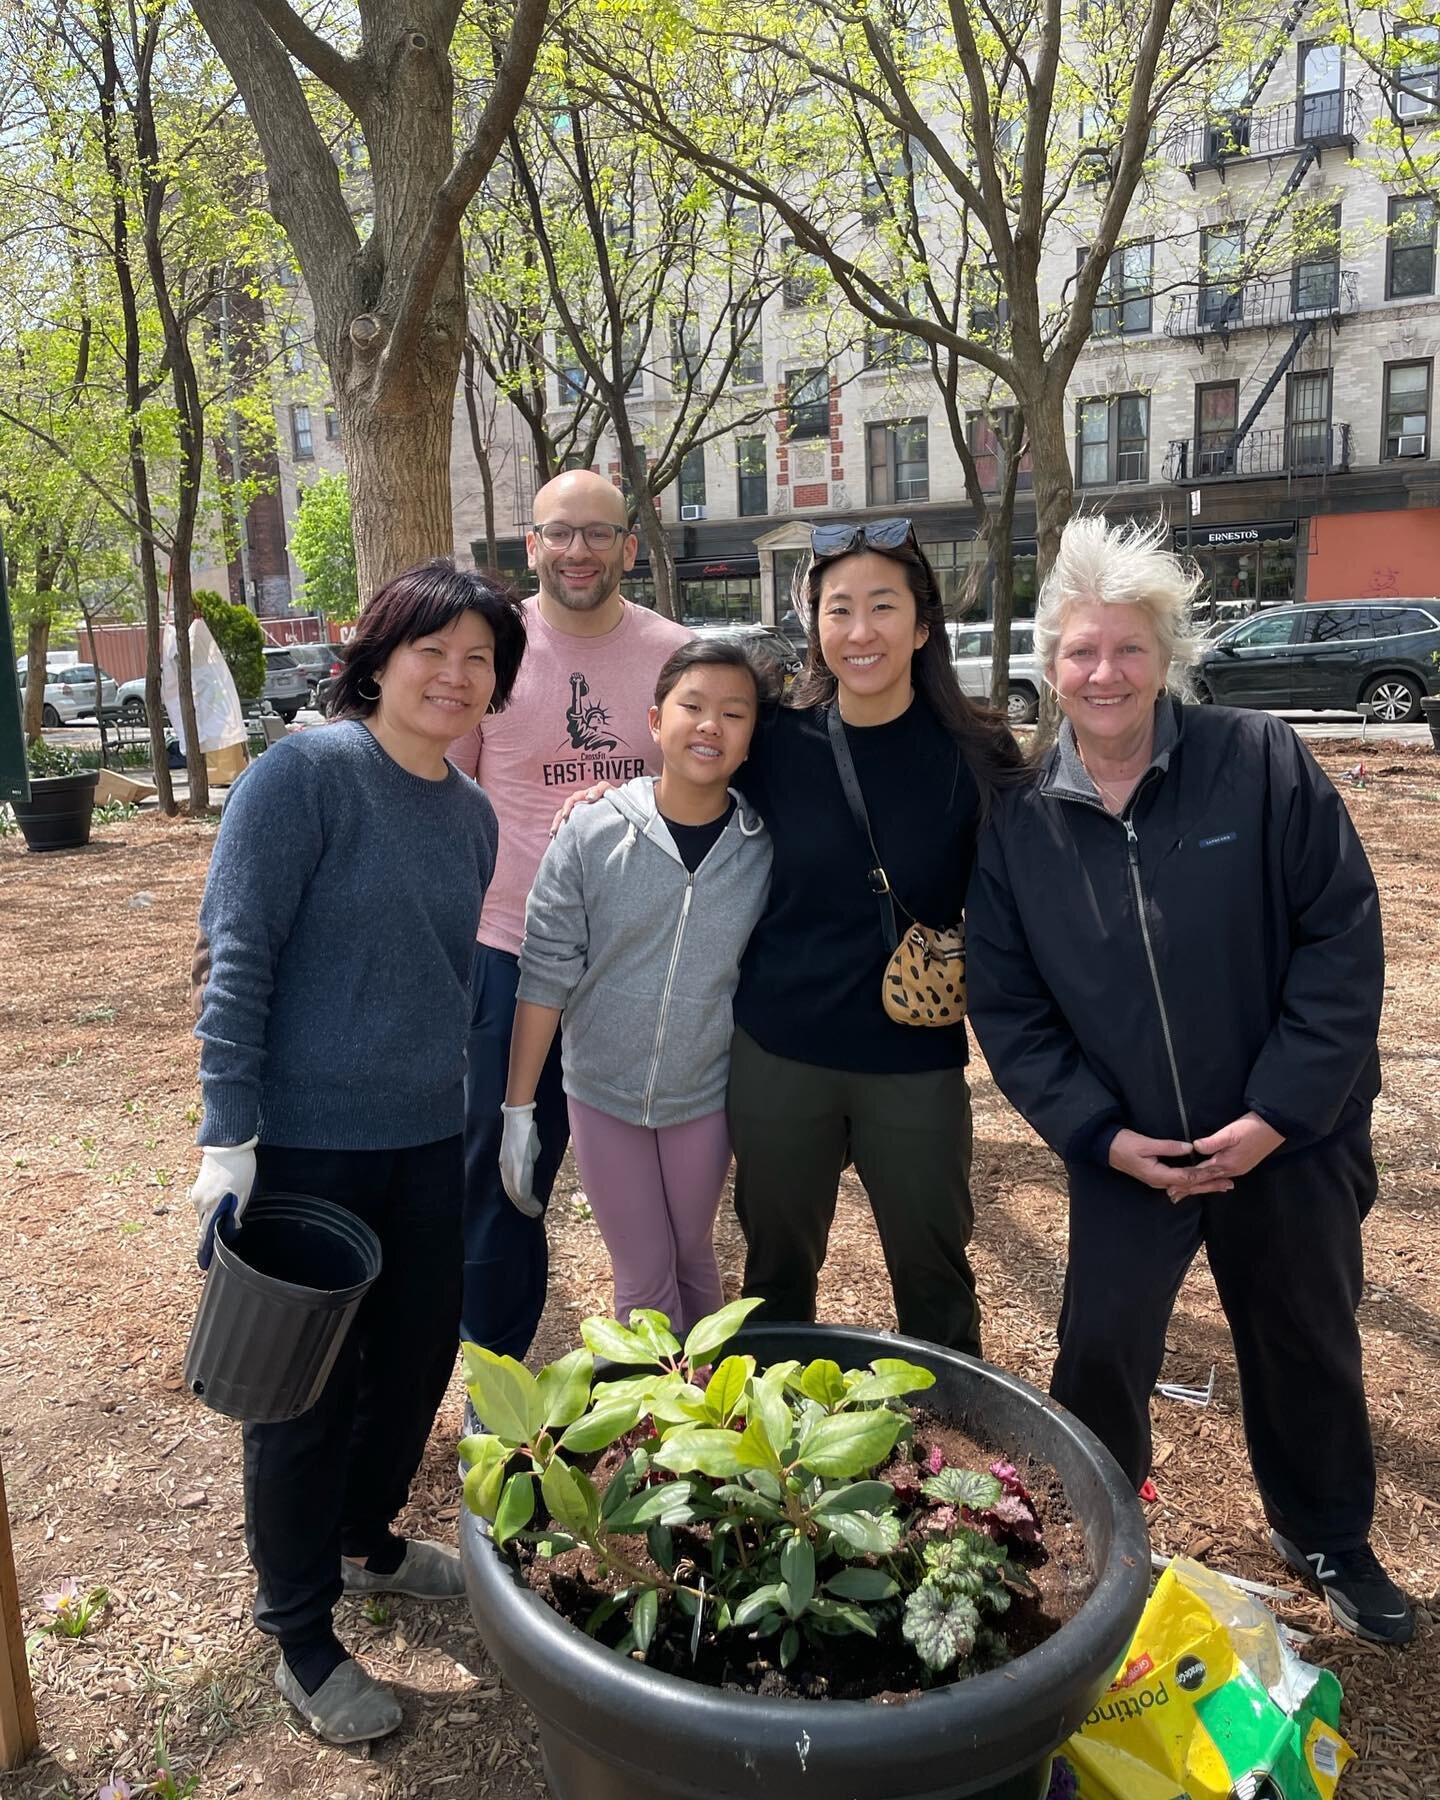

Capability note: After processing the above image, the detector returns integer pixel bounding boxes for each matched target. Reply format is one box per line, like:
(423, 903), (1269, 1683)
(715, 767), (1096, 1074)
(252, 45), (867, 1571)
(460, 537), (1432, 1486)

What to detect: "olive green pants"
(727, 1028), (980, 1356)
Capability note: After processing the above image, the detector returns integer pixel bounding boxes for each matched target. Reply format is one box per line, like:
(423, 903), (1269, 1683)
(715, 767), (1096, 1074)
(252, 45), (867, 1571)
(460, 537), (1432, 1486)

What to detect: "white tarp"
(161, 617), (246, 755)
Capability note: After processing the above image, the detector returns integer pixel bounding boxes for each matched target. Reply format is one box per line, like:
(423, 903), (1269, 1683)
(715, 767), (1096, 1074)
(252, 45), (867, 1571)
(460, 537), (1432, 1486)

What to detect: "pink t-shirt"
(448, 596), (691, 954)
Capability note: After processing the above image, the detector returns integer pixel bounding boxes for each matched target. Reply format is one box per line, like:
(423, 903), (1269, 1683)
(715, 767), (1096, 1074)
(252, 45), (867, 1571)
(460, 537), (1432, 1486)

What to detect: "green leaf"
(603, 1480), (696, 1532)
(796, 1408), (905, 1478)
(540, 1459), (594, 1537)
(797, 1358), (847, 1407)
(825, 1568), (899, 1601)
(647, 1523), (677, 1572)
(628, 1309), (683, 1360)
(780, 1625), (800, 1668)
(780, 1534), (815, 1616)
(460, 1436), (509, 1521)
(464, 1347), (547, 1444)
(733, 1414), (784, 1474)
(711, 1483), (783, 1522)
(493, 1471), (536, 1547)
(903, 1587), (980, 1671)
(580, 1316), (655, 1365)
(732, 1582), (787, 1627)
(681, 1296), (765, 1366)
(823, 1509), (903, 1556)
(653, 1426), (748, 1478)
(813, 1480), (895, 1516)
(632, 1587), (660, 1655)
(703, 1354), (753, 1424)
(921, 1468), (1004, 1510)
(536, 1349), (595, 1430)
(807, 1597), (878, 1636)
(557, 1397), (642, 1454)
(749, 1370), (794, 1461)
(844, 1359), (937, 1405)
(647, 1374), (709, 1425)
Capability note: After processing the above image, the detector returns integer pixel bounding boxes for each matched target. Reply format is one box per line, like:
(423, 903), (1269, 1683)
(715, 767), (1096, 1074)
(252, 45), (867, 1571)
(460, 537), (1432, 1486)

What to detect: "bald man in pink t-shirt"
(448, 470), (689, 1352)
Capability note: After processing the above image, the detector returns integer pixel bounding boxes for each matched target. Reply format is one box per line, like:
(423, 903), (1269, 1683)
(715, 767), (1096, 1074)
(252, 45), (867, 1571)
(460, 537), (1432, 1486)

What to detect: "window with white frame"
(1392, 23), (1439, 120)
(1383, 360), (1431, 458)
(679, 445), (708, 514)
(290, 404), (314, 460)
(1075, 394), (1148, 486)
(731, 305), (764, 384)
(1084, 242), (1152, 335)
(866, 419), (929, 505)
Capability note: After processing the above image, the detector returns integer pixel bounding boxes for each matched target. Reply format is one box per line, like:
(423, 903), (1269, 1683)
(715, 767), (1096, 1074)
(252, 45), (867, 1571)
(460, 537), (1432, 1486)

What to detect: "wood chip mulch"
(0, 741), (1435, 1798)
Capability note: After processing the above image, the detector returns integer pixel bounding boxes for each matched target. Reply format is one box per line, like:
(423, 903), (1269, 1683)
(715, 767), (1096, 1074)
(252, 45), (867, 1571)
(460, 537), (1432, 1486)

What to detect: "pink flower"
(42, 1578), (80, 1615)
(924, 1443), (945, 1476)
(98, 1777), (132, 1800)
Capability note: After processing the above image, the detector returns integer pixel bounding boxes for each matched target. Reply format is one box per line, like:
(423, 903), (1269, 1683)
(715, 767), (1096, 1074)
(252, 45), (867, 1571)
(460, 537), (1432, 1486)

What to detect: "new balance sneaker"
(1269, 1530), (1414, 1646)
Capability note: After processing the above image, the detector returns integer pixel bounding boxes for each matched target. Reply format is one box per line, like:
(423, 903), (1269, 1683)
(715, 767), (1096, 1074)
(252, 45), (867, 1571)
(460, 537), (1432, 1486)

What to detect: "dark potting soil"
(515, 1409), (1094, 1703)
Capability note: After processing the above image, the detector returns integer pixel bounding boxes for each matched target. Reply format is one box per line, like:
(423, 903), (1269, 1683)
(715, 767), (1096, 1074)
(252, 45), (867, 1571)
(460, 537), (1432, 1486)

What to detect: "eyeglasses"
(810, 517), (917, 558)
(530, 520), (628, 550)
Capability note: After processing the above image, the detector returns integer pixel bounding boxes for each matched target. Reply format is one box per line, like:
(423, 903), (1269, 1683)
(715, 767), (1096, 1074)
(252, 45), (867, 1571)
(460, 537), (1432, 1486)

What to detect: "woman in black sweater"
(728, 520), (1022, 1353)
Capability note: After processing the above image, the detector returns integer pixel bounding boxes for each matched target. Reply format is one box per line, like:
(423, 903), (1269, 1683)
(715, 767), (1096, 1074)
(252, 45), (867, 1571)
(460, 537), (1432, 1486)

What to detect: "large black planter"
(11, 770), (99, 851)
(1421, 695), (1440, 753)
(460, 1322), (1149, 1800)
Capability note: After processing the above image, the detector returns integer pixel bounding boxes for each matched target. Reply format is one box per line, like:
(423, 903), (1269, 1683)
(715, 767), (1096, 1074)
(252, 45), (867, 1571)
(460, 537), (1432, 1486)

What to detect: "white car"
(948, 621), (1043, 724)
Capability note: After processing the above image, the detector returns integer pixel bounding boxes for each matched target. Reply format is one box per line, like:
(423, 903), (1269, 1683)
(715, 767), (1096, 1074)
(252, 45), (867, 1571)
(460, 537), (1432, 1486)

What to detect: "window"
(671, 317), (703, 386)
(967, 267), (1010, 339)
(1388, 197), (1437, 298)
(1383, 359), (1431, 458)
(1286, 369), (1332, 470)
(1393, 23), (1439, 120)
(1195, 381), (1239, 475)
(276, 262), (299, 289)
(1075, 394), (1148, 486)
(786, 367), (829, 440)
(731, 306), (764, 385)
(866, 419), (929, 505)
(1292, 204), (1340, 314)
(280, 325), (306, 375)
(1200, 225), (1244, 326)
(1226, 612), (1296, 649)
(1087, 242), (1152, 335)
(679, 446), (707, 514)
(557, 347), (586, 404)
(621, 325), (645, 397)
(967, 408), (1032, 493)
(781, 238), (825, 307)
(324, 406), (340, 443)
(1297, 40), (1344, 141)
(290, 404), (313, 460)
(863, 136), (928, 214)
(865, 323), (928, 368)
(736, 435), (767, 515)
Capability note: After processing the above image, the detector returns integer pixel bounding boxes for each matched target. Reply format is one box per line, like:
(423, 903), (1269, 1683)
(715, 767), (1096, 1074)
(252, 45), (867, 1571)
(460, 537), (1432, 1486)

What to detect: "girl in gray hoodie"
(501, 640), (774, 1332)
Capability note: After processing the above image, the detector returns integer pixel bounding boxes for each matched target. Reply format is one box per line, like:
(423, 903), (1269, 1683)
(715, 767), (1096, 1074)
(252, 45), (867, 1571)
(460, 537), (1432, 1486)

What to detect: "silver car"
(17, 662), (119, 724)
(948, 622), (1042, 724)
(117, 648), (312, 724)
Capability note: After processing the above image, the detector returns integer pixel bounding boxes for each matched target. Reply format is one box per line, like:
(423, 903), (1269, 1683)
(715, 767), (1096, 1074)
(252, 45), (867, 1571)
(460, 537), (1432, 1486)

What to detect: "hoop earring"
(357, 675), (381, 702)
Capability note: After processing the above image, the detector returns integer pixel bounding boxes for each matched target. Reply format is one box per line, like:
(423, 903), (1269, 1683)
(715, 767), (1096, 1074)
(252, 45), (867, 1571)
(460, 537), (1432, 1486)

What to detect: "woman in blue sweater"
(190, 561), (525, 1744)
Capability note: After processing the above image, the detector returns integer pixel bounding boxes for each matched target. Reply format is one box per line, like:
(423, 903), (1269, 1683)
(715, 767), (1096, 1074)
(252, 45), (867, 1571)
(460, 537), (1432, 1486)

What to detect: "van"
(948, 622), (1042, 723)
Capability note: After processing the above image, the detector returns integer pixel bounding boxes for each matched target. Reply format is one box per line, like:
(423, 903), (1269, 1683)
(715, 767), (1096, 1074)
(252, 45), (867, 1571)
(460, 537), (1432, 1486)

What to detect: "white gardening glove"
(190, 1137), (259, 1263)
(499, 1103), (543, 1219)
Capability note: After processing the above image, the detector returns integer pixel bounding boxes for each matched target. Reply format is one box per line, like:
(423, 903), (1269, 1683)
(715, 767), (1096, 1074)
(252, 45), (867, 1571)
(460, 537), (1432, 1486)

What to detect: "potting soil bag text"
(1055, 1557), (1353, 1800)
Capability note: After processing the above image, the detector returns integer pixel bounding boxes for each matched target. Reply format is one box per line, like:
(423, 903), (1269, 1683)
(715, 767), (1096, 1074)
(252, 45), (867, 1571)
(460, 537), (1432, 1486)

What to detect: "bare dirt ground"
(1, 741), (1436, 1800)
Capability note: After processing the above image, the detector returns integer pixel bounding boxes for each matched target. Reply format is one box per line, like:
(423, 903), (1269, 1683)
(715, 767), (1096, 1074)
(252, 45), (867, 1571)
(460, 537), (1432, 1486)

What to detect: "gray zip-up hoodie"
(517, 777), (772, 1128)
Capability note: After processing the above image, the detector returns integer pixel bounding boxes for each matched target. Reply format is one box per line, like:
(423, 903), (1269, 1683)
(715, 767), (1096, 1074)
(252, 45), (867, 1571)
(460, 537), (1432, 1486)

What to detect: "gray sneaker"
(274, 1656), (403, 1744)
(341, 1539), (465, 1601)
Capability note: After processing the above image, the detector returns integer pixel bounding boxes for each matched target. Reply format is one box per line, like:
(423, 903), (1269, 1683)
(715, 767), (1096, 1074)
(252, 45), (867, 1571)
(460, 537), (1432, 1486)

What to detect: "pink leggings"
(566, 1098), (731, 1335)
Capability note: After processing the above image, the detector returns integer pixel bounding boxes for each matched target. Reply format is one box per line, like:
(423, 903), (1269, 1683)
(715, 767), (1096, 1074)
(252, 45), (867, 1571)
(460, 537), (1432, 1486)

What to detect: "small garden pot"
(1421, 695), (1440, 753)
(12, 769), (99, 851)
(460, 1322), (1149, 1800)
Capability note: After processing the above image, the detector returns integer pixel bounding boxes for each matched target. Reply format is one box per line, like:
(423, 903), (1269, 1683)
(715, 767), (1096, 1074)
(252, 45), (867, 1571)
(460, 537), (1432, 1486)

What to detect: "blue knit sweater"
(194, 720), (497, 1150)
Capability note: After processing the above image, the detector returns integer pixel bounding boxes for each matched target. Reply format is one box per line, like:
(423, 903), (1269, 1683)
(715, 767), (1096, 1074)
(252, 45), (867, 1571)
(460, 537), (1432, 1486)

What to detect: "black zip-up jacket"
(966, 697), (1382, 1165)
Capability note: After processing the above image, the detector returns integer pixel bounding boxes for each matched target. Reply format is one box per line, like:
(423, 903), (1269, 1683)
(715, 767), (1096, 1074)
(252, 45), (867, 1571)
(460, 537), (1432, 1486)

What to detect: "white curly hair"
(1034, 513), (1201, 694)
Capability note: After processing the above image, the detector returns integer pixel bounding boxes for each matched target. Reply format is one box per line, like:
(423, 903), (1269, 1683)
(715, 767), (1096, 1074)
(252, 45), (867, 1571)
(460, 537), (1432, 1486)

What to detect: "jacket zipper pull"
(1123, 817), (1139, 862)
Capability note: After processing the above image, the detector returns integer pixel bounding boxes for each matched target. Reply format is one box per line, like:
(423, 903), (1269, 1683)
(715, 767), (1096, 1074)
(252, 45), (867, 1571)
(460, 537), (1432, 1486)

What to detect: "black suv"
(1194, 600), (1440, 723)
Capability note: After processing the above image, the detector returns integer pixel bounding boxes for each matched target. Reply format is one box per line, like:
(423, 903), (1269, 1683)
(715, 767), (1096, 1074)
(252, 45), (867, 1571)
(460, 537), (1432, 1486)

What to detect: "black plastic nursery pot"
(460, 1322), (1149, 1800)
(1421, 695), (1440, 753)
(12, 769), (99, 851)
(183, 1190), (381, 1423)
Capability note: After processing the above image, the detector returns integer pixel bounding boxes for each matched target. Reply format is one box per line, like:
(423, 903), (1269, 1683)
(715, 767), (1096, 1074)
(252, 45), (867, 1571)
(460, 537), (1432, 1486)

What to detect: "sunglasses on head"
(810, 517), (917, 558)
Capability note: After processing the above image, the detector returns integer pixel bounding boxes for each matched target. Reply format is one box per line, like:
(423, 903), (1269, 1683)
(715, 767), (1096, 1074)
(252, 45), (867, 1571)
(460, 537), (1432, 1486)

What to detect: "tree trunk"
(462, 337), (499, 568)
(83, 614), (111, 770)
(340, 368), (459, 600)
(1024, 388), (1077, 742)
(22, 615), (50, 743)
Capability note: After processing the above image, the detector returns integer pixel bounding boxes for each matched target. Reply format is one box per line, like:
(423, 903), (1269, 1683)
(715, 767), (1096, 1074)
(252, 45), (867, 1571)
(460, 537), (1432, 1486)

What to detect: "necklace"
(1078, 747), (1145, 813)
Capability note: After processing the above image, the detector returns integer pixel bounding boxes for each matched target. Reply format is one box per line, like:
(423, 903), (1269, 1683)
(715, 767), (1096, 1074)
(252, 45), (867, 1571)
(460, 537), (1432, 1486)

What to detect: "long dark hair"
(789, 538), (1024, 807)
(329, 560), (527, 719)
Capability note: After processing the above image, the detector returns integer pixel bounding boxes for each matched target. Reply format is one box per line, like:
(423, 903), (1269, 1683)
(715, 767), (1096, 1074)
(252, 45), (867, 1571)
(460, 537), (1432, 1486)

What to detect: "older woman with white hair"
(966, 514), (1411, 1646)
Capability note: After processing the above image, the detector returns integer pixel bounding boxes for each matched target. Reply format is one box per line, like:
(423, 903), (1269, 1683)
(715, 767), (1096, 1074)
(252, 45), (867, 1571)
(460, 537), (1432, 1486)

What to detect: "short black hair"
(653, 635), (779, 710)
(329, 560), (527, 718)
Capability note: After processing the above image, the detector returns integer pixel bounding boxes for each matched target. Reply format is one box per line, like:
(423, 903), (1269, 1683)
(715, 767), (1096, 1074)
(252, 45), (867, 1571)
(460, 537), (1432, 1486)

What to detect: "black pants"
(1054, 1120), (1378, 1549)
(242, 1137), (463, 1653)
(728, 1028), (980, 1356)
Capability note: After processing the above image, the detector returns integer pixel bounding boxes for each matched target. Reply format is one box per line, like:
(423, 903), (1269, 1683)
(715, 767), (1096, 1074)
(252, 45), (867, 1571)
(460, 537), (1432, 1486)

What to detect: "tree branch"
(249, 0), (366, 113)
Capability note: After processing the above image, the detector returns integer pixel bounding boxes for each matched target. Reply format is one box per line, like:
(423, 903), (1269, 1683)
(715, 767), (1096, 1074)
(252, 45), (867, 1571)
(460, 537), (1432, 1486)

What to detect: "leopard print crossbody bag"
(825, 704), (966, 1029)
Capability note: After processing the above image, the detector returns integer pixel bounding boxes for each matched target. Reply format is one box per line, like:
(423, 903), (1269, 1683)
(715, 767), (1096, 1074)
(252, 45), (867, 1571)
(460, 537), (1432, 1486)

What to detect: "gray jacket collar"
(1043, 694), (1182, 805)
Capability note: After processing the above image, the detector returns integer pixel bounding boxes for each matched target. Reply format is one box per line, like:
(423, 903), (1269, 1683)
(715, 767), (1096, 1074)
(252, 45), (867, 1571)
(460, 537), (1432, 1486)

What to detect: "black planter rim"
(462, 1320), (1149, 1773)
(16, 769), (100, 798)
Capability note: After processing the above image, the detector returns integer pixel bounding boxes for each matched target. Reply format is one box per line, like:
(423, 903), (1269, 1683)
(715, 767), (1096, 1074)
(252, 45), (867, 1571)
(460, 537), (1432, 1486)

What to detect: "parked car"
(948, 621), (1043, 724)
(283, 640), (346, 701)
(17, 663), (119, 724)
(1193, 600), (1440, 723)
(116, 646), (314, 725)
(684, 621), (804, 686)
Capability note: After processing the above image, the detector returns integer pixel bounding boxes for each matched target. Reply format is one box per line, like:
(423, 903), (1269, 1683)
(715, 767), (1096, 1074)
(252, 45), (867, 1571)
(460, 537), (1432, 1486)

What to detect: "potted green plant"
(458, 1302), (1148, 1800)
(10, 738), (100, 851)
(1421, 652), (1440, 753)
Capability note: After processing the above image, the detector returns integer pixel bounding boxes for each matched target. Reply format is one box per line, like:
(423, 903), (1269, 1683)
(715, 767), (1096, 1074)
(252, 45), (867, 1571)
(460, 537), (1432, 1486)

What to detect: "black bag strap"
(826, 703), (899, 952)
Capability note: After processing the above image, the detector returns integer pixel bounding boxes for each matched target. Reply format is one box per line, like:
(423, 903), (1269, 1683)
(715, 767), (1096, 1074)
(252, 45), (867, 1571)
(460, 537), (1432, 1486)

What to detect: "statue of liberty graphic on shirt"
(562, 670), (622, 754)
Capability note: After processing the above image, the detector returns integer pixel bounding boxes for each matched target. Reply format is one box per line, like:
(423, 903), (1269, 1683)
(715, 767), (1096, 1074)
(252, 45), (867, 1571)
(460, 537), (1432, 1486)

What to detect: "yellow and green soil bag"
(1058, 1557), (1354, 1800)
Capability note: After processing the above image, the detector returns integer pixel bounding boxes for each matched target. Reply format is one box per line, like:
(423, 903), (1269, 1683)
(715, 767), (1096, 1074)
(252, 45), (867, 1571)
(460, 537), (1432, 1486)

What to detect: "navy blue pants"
(460, 943), (569, 1353)
(1053, 1118), (1378, 1550)
(242, 1137), (462, 1653)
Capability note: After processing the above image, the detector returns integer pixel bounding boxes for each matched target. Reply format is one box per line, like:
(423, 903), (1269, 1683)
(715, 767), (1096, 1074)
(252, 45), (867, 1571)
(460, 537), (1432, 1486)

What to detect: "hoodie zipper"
(641, 875), (694, 1126)
(1120, 813), (1193, 1144)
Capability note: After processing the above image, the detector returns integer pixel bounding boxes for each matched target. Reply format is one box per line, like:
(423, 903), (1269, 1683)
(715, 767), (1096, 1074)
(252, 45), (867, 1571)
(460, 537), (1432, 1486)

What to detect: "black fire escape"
(1163, 8), (1355, 484)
